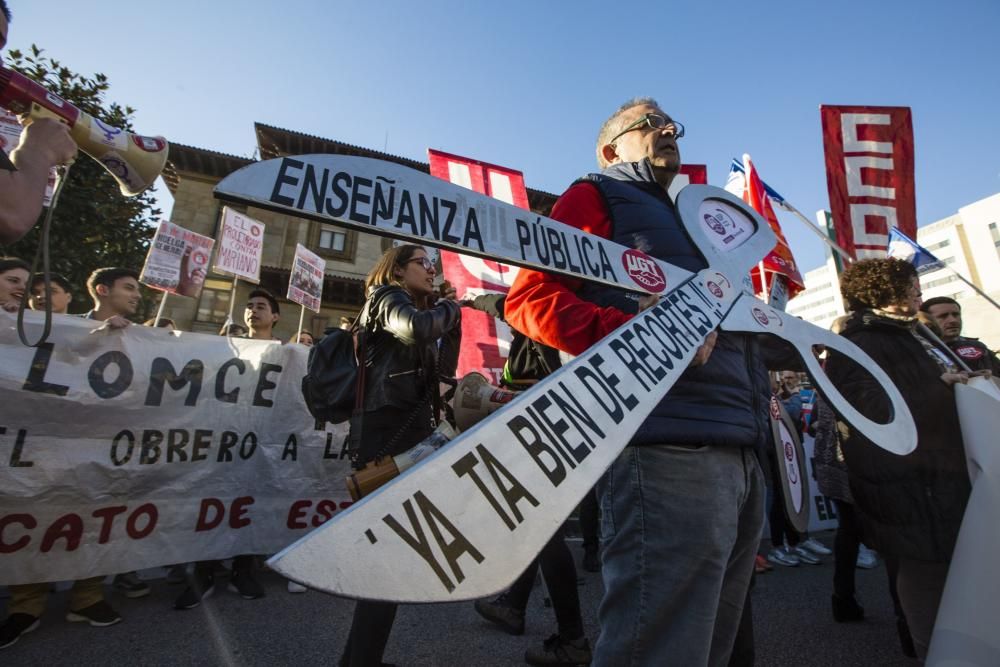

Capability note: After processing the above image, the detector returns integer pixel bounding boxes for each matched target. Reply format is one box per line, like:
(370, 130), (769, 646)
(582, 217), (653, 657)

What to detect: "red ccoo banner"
(820, 105), (916, 259)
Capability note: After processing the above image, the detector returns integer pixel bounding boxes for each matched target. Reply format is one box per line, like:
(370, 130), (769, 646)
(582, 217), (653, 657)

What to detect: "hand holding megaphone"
(0, 66), (167, 196)
(13, 116), (76, 167)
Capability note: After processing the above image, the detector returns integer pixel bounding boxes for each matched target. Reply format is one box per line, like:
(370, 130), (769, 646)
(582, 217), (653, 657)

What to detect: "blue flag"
(886, 227), (945, 274)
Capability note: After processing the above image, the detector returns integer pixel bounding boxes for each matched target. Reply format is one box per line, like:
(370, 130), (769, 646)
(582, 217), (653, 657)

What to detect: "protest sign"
(770, 396), (810, 533)
(140, 221), (215, 298)
(214, 155), (691, 296)
(287, 244), (325, 313)
(0, 312), (353, 585)
(215, 207), (265, 283)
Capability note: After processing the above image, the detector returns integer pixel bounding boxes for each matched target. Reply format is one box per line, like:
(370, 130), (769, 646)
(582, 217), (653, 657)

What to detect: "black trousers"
(579, 486), (600, 553)
(832, 499), (861, 599)
(506, 526), (584, 640)
(340, 600), (398, 667)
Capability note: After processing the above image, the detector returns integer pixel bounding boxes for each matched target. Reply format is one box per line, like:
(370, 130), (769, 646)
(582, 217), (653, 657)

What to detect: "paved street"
(3, 534), (914, 666)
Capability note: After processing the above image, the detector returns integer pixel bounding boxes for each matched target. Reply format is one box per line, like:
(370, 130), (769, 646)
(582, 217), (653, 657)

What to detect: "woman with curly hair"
(826, 257), (971, 659)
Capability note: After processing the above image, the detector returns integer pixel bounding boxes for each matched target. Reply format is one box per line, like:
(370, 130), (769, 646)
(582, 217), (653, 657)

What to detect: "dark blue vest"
(578, 160), (771, 448)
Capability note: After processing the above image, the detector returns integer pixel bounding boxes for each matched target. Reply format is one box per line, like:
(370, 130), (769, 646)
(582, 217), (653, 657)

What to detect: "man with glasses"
(506, 98), (771, 666)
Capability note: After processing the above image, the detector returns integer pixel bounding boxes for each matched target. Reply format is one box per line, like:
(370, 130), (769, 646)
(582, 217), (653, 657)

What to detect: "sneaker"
(754, 554), (773, 573)
(525, 634), (592, 666)
(165, 565), (188, 585)
(113, 572), (151, 599)
(582, 548), (600, 573)
(800, 537), (833, 556)
(766, 546), (800, 567)
(65, 600), (122, 627)
(228, 570), (265, 600)
(856, 545), (878, 569)
(174, 574), (215, 610)
(792, 545), (822, 565)
(0, 614), (39, 649)
(473, 593), (525, 635)
(287, 580), (308, 594)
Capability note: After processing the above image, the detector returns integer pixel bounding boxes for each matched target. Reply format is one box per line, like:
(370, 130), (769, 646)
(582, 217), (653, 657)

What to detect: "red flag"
(729, 155), (804, 299)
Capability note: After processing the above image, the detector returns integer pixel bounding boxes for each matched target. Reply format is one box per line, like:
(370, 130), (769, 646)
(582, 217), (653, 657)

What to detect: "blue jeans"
(594, 444), (765, 667)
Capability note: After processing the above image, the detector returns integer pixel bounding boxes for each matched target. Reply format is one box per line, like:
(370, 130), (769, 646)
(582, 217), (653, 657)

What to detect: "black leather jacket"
(358, 285), (462, 416)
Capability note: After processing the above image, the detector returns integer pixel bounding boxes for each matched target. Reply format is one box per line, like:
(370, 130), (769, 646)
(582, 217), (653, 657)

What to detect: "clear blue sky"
(7, 0), (999, 271)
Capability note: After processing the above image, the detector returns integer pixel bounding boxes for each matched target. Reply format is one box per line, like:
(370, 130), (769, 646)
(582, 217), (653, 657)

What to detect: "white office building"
(786, 192), (1000, 351)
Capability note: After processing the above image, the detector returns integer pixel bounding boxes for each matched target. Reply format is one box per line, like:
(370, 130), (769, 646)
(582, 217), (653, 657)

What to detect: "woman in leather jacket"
(340, 243), (461, 667)
(826, 258), (970, 660)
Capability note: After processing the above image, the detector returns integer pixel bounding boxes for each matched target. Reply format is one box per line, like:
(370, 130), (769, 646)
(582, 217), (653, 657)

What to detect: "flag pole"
(944, 268), (1000, 311)
(779, 201), (854, 263)
(225, 277), (239, 335)
(916, 322), (974, 373)
(152, 292), (168, 328)
(758, 261), (769, 304)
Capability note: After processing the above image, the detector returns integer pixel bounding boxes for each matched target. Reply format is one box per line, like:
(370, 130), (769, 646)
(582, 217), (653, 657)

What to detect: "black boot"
(832, 594), (865, 622)
(896, 615), (917, 658)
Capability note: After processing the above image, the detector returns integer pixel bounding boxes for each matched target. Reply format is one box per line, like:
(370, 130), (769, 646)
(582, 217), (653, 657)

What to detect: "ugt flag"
(725, 155), (805, 300)
(887, 227), (945, 274)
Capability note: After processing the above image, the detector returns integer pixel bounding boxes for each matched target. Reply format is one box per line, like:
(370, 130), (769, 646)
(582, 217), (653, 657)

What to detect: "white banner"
(214, 207), (265, 283)
(0, 311), (353, 585)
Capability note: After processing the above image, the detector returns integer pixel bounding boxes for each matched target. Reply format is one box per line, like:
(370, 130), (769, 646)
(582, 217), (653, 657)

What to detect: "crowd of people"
(0, 7), (997, 658)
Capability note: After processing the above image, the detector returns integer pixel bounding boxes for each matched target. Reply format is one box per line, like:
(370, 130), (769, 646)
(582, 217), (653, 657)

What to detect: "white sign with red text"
(0, 312), (352, 585)
(287, 244), (326, 312)
(140, 221), (215, 299)
(214, 207), (265, 283)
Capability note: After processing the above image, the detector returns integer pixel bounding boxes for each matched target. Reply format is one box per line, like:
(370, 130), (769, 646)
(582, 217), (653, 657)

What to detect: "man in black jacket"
(920, 296), (1000, 375)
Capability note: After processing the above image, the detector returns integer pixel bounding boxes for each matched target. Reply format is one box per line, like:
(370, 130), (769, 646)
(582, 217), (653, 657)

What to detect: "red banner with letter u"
(820, 105), (916, 259)
(428, 149), (529, 384)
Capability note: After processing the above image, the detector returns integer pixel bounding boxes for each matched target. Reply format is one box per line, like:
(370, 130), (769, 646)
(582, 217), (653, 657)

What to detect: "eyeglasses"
(405, 256), (435, 271)
(608, 113), (684, 146)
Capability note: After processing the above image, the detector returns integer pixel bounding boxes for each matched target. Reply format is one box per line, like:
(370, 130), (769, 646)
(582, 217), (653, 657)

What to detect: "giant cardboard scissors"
(215, 155), (916, 602)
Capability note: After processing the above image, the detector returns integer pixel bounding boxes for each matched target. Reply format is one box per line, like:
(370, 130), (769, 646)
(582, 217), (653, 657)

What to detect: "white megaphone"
(344, 373), (519, 501)
(0, 66), (167, 196)
(453, 371), (518, 432)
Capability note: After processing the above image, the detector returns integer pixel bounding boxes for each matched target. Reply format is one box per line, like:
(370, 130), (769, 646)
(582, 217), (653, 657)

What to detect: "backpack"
(300, 286), (390, 423)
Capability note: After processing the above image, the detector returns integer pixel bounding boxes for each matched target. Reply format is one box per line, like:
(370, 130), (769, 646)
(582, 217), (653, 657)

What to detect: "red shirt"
(505, 182), (633, 356)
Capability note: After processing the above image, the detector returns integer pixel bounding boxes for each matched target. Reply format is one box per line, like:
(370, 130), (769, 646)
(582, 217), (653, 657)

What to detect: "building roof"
(163, 123), (559, 214)
(254, 122), (558, 215)
(162, 143), (254, 195)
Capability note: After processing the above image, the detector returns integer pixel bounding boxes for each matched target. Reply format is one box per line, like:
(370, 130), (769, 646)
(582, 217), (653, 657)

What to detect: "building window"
(196, 278), (234, 323)
(319, 228), (346, 252)
(923, 275), (957, 289)
(312, 223), (355, 261)
(926, 239), (950, 252)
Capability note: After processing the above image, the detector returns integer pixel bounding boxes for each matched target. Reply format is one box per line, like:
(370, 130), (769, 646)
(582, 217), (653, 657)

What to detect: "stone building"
(159, 123), (556, 340)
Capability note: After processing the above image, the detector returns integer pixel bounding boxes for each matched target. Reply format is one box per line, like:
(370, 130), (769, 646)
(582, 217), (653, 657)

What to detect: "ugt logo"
(622, 249), (666, 293)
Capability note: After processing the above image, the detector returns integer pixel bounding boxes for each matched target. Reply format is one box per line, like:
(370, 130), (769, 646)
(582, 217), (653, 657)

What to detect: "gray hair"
(595, 97), (660, 168)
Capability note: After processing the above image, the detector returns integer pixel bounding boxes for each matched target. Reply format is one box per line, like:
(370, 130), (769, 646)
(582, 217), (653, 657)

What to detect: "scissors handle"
(720, 294), (917, 455)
